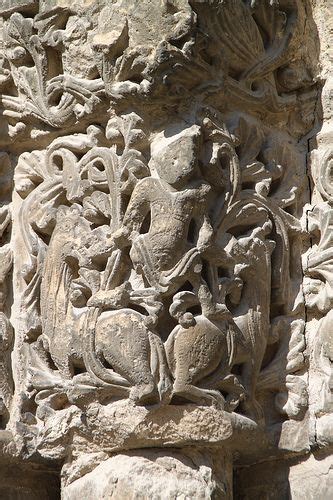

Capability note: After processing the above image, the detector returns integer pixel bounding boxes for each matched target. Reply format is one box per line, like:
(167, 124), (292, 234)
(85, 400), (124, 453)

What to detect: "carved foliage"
(0, 152), (13, 426)
(304, 136), (333, 415)
(1, 6), (105, 134)
(12, 104), (307, 428)
(0, 1), (318, 457)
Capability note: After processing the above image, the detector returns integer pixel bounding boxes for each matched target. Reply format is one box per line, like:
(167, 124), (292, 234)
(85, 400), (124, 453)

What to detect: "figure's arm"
(196, 183), (214, 253)
(110, 179), (151, 252)
(101, 179), (152, 252)
(86, 180), (151, 261)
(122, 179), (151, 238)
(196, 214), (214, 254)
(192, 183), (234, 266)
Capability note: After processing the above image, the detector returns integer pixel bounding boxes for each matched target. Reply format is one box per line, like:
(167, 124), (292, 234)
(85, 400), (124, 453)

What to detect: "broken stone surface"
(0, 0), (332, 498)
(62, 450), (232, 500)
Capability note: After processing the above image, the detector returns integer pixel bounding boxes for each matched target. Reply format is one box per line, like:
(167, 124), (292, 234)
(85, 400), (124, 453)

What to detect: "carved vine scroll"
(0, 0), (320, 472)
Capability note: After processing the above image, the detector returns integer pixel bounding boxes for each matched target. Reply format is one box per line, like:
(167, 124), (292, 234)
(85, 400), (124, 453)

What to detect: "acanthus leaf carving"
(0, 0), (323, 486)
(303, 134), (333, 418)
(11, 100), (308, 433)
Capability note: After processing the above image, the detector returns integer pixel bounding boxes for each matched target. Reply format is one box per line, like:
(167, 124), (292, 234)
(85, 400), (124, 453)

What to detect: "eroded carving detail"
(12, 105), (308, 431)
(304, 135), (333, 417)
(0, 0), (324, 495)
(0, 152), (13, 427)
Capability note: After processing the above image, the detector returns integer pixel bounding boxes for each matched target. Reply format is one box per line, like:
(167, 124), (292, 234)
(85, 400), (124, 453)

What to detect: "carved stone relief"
(0, 151), (13, 428)
(0, 0), (330, 498)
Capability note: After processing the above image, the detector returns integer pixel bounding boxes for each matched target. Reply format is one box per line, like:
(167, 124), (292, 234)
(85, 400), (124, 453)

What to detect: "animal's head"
(169, 290), (198, 329)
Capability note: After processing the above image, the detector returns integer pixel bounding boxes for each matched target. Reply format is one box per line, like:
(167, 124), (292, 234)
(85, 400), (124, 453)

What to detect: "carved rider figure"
(109, 124), (213, 296)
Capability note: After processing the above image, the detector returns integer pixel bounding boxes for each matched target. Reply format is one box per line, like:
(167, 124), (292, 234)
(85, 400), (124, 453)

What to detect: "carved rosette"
(0, 0), (323, 496)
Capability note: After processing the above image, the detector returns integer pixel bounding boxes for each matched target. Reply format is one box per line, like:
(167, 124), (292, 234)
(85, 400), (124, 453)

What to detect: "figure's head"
(150, 124), (201, 187)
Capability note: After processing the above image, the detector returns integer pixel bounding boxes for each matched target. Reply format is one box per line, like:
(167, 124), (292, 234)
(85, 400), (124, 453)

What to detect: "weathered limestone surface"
(62, 450), (233, 500)
(0, 0), (331, 498)
(235, 450), (333, 500)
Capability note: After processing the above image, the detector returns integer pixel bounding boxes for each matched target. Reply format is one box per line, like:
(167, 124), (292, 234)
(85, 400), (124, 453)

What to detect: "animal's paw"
(130, 382), (159, 406)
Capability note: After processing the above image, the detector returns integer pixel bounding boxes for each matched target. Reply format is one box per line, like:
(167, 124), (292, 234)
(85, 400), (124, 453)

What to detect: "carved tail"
(82, 306), (130, 389)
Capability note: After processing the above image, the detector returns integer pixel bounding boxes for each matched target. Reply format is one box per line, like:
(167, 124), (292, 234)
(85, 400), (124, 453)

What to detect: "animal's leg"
(148, 332), (172, 403)
(129, 380), (159, 405)
(52, 352), (74, 379)
(121, 344), (159, 405)
(37, 335), (74, 379)
(197, 358), (229, 390)
(98, 313), (159, 405)
(241, 360), (264, 422)
(117, 347), (158, 405)
(198, 358), (246, 412)
(164, 330), (177, 376)
(209, 374), (245, 412)
(172, 382), (225, 408)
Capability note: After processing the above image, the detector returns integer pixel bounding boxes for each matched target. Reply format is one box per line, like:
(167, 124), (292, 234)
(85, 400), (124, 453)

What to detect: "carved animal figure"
(39, 206), (170, 404)
(40, 206), (88, 377)
(96, 309), (163, 404)
(165, 290), (247, 410)
(165, 313), (231, 406)
(165, 222), (275, 420)
(231, 226), (275, 420)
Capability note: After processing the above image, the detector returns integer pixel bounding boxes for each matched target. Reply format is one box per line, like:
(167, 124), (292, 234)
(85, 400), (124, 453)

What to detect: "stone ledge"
(36, 402), (260, 460)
